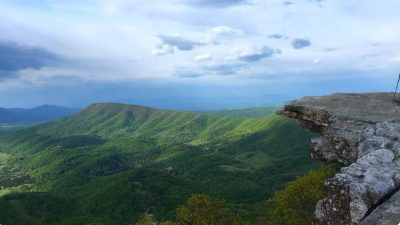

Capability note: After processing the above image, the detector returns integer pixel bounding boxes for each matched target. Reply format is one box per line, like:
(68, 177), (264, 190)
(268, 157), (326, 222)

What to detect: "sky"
(0, 0), (399, 110)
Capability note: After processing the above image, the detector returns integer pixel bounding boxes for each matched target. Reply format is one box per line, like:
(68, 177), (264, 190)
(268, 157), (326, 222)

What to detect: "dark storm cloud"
(291, 38), (312, 49)
(0, 42), (61, 78)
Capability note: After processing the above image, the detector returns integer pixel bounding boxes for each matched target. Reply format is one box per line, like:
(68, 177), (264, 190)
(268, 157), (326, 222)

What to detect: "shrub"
(264, 165), (339, 225)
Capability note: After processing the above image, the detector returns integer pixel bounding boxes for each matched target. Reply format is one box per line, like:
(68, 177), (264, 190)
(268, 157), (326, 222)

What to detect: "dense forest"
(0, 103), (327, 225)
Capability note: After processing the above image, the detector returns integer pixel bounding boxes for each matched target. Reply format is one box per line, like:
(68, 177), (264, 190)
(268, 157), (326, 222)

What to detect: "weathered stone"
(277, 92), (400, 225)
(360, 191), (400, 225)
(311, 136), (338, 162)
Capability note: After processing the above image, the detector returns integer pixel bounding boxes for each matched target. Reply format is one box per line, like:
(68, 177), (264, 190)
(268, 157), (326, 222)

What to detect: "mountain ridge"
(0, 101), (320, 225)
(0, 104), (79, 124)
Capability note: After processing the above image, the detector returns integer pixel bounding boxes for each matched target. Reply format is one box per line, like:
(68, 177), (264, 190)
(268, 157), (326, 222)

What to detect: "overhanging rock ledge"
(277, 93), (400, 225)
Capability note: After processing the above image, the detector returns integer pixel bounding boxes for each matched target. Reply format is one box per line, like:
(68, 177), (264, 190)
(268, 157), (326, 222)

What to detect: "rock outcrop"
(277, 93), (400, 225)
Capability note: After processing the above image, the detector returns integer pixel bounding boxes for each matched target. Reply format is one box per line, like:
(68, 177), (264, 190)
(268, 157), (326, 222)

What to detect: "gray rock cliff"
(277, 93), (400, 225)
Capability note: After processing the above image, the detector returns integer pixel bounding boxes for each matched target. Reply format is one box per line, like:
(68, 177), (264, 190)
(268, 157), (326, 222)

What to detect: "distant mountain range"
(0, 105), (79, 124)
(0, 104), (278, 125)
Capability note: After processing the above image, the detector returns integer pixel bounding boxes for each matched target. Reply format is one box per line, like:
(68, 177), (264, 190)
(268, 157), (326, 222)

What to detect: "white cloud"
(268, 33), (288, 39)
(194, 53), (212, 61)
(152, 34), (206, 56)
(174, 63), (246, 78)
(184, 0), (249, 8)
(157, 34), (205, 51)
(207, 26), (244, 44)
(226, 46), (282, 62)
(390, 55), (400, 63)
(152, 44), (174, 55)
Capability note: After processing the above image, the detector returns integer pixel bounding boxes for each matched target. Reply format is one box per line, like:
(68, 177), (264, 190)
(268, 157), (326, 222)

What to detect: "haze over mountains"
(0, 104), (279, 125)
(0, 105), (79, 124)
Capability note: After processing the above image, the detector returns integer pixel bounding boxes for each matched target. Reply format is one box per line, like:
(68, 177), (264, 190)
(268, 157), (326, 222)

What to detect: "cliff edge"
(277, 93), (400, 225)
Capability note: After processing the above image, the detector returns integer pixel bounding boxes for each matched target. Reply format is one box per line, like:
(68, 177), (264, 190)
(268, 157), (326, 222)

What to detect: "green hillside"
(0, 103), (319, 225)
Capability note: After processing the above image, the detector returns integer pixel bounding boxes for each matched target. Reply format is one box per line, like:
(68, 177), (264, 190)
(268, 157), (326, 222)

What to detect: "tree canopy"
(264, 165), (339, 225)
(135, 194), (247, 225)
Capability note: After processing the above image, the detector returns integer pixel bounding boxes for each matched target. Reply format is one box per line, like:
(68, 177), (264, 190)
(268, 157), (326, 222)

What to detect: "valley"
(0, 103), (320, 225)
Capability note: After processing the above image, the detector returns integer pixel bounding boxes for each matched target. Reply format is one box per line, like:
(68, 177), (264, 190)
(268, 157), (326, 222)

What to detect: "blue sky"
(0, 0), (399, 109)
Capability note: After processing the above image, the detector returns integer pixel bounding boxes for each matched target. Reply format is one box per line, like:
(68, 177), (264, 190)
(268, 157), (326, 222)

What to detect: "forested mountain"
(0, 105), (79, 124)
(0, 103), (320, 225)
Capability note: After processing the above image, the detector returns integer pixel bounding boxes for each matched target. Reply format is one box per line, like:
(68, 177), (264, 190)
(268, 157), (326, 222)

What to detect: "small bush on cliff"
(264, 164), (339, 225)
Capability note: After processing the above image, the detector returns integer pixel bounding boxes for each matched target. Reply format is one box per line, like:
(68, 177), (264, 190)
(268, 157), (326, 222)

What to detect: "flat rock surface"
(277, 92), (400, 225)
(281, 92), (400, 123)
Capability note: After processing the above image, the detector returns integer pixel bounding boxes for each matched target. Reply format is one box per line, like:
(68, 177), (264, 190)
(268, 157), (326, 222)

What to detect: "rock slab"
(277, 93), (400, 225)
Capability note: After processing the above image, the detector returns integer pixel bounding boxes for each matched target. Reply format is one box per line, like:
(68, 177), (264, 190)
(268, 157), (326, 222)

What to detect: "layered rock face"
(277, 93), (400, 225)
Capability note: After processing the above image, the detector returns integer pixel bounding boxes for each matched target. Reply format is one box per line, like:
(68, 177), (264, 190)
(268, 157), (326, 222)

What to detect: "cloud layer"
(208, 26), (244, 44)
(0, 42), (61, 79)
(174, 63), (245, 78)
(0, 0), (399, 107)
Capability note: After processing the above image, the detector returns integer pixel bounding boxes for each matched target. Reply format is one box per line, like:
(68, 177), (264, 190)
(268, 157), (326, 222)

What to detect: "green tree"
(264, 165), (339, 225)
(176, 194), (247, 225)
(135, 194), (247, 225)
